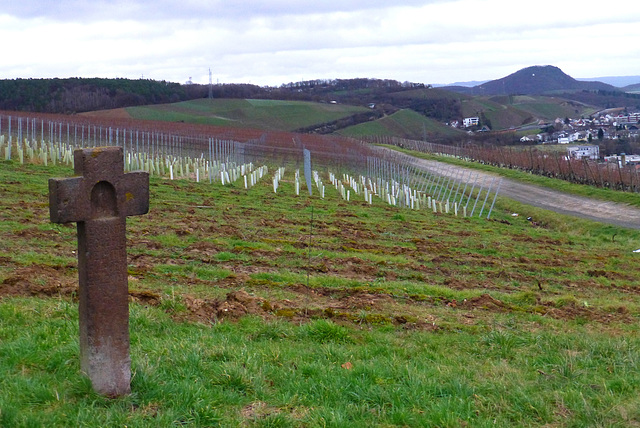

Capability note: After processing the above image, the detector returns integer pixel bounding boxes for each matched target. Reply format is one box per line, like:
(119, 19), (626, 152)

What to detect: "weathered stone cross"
(49, 146), (149, 397)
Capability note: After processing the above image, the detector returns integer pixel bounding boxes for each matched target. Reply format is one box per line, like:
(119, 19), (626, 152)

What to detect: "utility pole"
(208, 68), (213, 99)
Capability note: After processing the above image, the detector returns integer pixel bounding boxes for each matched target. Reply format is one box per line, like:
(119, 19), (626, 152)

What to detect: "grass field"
(507, 97), (598, 121)
(125, 99), (369, 132)
(460, 98), (534, 129)
(338, 109), (465, 140)
(2, 158), (640, 426)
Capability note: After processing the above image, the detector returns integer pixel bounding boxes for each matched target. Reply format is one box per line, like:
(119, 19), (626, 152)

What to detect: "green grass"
(2, 159), (640, 426)
(338, 109), (465, 140)
(507, 95), (599, 119)
(125, 99), (368, 131)
(460, 97), (534, 129)
(2, 301), (640, 427)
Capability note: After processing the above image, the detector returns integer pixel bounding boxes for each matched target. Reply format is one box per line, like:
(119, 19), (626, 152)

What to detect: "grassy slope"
(506, 95), (598, 120)
(125, 99), (369, 131)
(460, 95), (599, 130)
(2, 159), (640, 426)
(460, 97), (534, 129)
(337, 109), (465, 140)
(364, 88), (596, 129)
(370, 89), (598, 131)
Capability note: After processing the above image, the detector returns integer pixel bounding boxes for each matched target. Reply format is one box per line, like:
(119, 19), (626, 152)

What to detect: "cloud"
(1, 0), (639, 85)
(3, 0), (440, 21)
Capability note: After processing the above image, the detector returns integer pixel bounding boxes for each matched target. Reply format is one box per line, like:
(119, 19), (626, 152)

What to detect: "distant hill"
(622, 83), (640, 94)
(433, 80), (489, 88)
(577, 76), (640, 87)
(446, 65), (616, 96)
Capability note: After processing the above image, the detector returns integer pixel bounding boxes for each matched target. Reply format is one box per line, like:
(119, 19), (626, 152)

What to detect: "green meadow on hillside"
(2, 157), (640, 426)
(125, 99), (369, 132)
(505, 95), (598, 119)
(337, 109), (465, 140)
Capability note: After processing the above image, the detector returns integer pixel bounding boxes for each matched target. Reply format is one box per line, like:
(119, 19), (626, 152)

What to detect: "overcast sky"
(1, 0), (639, 87)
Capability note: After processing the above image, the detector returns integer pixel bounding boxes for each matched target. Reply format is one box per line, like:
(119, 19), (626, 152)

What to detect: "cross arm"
(119, 171), (149, 217)
(49, 176), (85, 224)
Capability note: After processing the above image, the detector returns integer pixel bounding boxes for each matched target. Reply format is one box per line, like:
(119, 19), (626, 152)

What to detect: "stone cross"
(49, 147), (149, 397)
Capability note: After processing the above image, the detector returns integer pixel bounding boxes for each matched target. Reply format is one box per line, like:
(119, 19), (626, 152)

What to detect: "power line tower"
(208, 68), (213, 99)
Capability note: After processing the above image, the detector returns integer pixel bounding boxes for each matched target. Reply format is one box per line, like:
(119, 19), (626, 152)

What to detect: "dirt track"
(395, 151), (640, 230)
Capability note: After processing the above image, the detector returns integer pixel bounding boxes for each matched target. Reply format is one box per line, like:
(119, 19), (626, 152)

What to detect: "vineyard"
(4, 110), (640, 426)
(3, 135), (640, 426)
(0, 112), (501, 220)
(371, 135), (640, 192)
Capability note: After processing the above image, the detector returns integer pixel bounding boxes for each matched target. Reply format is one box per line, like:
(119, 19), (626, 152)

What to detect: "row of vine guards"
(1, 113), (501, 219)
(365, 153), (501, 218)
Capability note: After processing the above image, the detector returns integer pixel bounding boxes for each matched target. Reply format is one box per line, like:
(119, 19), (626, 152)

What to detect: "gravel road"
(386, 150), (640, 230)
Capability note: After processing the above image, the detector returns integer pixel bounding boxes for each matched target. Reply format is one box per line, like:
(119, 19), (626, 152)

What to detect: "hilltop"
(445, 65), (616, 95)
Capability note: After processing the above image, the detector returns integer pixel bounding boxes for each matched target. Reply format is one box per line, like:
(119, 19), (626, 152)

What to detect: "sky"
(1, 0), (639, 87)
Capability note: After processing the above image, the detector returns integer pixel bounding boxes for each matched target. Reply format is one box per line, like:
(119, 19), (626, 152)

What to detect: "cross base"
(78, 217), (131, 396)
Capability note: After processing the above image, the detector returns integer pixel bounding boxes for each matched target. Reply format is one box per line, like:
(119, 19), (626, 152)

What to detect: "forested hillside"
(0, 78), (193, 113)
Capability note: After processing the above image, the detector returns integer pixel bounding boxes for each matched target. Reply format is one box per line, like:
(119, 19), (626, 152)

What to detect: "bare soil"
(78, 108), (132, 120)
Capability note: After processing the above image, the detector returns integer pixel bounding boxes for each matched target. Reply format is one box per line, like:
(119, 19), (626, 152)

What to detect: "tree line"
(0, 77), (444, 115)
(0, 78), (196, 113)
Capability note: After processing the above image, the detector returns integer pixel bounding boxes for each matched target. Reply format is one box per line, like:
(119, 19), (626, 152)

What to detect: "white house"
(567, 145), (599, 160)
(570, 132), (584, 142)
(463, 117), (479, 128)
(558, 132), (583, 144)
